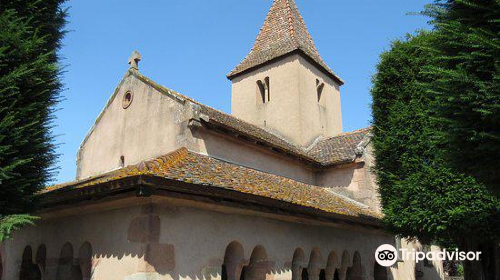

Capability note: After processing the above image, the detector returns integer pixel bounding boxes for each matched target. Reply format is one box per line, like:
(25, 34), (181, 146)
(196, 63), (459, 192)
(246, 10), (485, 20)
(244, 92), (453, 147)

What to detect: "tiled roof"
(45, 148), (380, 223)
(131, 70), (370, 166)
(227, 0), (343, 84)
(307, 128), (373, 165)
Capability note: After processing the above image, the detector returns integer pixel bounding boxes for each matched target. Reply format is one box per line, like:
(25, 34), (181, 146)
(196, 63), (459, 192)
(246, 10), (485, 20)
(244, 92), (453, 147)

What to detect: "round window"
(122, 91), (133, 109)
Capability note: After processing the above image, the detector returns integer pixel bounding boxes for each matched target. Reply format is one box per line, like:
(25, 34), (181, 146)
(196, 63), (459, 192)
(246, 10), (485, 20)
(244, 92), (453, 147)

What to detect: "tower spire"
(227, 0), (342, 84)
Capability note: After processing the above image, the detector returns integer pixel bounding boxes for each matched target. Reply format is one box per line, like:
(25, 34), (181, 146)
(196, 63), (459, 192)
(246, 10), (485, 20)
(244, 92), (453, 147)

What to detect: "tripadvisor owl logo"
(375, 243), (483, 267)
(375, 244), (398, 267)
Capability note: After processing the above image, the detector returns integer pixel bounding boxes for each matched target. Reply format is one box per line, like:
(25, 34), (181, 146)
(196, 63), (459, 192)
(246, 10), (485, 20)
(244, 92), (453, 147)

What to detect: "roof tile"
(45, 148), (380, 221)
(227, 0), (342, 84)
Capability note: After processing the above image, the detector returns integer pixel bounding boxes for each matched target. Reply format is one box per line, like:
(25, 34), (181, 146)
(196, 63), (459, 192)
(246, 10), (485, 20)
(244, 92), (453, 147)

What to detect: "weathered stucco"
(231, 54), (342, 146)
(316, 144), (380, 212)
(0, 197), (444, 280)
(76, 72), (197, 180)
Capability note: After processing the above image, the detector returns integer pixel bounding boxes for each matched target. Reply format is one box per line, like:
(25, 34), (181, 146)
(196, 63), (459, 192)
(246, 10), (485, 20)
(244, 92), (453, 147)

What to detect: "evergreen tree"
(371, 32), (500, 280)
(423, 0), (500, 197)
(0, 1), (66, 240)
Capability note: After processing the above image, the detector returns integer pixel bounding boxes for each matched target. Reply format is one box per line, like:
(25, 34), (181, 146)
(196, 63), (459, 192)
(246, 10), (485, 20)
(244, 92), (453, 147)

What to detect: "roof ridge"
(320, 127), (373, 141)
(286, 0), (296, 43)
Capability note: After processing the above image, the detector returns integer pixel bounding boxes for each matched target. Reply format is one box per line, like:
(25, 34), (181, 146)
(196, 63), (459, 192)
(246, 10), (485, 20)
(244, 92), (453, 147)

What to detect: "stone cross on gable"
(128, 50), (142, 70)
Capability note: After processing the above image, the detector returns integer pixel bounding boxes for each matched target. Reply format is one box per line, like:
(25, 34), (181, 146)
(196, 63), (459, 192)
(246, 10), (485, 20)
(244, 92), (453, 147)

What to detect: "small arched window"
(256, 77), (270, 104)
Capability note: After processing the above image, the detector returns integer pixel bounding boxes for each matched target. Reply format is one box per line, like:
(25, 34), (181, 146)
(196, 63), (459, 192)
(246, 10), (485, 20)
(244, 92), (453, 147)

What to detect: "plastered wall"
(230, 54), (342, 146)
(76, 72), (197, 180)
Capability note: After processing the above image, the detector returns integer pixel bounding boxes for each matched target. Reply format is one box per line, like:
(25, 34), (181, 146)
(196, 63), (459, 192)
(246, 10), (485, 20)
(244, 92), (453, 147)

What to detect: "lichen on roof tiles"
(227, 0), (343, 84)
(45, 148), (380, 221)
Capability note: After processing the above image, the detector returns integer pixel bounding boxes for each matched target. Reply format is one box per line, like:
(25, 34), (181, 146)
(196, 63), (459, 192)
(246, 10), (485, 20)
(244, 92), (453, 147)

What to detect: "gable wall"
(76, 72), (197, 179)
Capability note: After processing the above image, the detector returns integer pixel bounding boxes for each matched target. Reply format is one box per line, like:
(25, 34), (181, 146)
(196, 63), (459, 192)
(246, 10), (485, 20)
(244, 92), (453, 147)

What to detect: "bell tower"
(228, 0), (344, 147)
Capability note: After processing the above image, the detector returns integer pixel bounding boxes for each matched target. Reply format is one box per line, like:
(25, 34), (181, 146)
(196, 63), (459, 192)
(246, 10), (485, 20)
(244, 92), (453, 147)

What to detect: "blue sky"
(53, 0), (431, 184)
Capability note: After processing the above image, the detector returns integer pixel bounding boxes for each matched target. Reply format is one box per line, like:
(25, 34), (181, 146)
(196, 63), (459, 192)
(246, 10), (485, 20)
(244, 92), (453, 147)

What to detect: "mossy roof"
(45, 148), (381, 223)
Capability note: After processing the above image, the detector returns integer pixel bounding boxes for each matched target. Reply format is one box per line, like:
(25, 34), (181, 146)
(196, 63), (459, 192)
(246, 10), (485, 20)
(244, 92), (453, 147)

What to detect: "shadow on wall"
(13, 211), (441, 280)
(15, 239), (445, 280)
(16, 240), (390, 280)
(18, 242), (92, 280)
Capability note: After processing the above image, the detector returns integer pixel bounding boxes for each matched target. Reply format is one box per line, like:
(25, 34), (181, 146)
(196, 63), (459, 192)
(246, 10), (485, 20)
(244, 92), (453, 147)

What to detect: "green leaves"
(0, 214), (39, 242)
(423, 0), (500, 194)
(0, 1), (66, 239)
(371, 29), (500, 247)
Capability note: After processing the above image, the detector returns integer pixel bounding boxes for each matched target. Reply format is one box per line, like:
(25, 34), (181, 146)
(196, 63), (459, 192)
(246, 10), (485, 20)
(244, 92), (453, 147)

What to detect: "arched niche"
(56, 243), (82, 280)
(19, 246), (41, 280)
(307, 248), (323, 280)
(325, 251), (338, 280)
(338, 251), (350, 280)
(223, 241), (245, 280)
(244, 245), (268, 280)
(346, 251), (364, 280)
(292, 248), (306, 280)
(35, 245), (46, 277)
(78, 242), (93, 280)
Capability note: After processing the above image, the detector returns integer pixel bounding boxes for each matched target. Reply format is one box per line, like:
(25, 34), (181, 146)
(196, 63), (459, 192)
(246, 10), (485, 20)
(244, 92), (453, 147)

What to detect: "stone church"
(1, 1), (445, 280)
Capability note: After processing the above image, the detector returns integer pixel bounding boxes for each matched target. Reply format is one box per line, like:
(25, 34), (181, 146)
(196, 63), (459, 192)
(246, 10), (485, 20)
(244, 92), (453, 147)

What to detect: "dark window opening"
(319, 269), (326, 280)
(257, 77), (270, 104)
(316, 79), (325, 102)
(264, 77), (270, 102)
(122, 91), (133, 109)
(239, 266), (247, 280)
(333, 269), (340, 280)
(301, 268), (309, 280)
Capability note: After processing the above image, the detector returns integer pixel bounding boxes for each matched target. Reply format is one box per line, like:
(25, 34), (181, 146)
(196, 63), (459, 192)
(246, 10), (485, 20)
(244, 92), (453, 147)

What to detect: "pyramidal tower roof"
(227, 0), (343, 84)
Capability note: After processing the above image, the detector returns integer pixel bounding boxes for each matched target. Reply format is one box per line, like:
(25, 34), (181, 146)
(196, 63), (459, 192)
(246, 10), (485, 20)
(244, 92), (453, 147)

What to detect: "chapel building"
(1, 1), (445, 280)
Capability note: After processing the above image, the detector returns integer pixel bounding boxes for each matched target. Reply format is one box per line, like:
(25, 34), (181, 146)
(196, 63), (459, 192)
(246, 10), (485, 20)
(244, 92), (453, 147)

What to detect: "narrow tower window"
(264, 77), (270, 102)
(256, 77), (270, 104)
(120, 156), (125, 167)
(316, 79), (325, 102)
(257, 80), (266, 103)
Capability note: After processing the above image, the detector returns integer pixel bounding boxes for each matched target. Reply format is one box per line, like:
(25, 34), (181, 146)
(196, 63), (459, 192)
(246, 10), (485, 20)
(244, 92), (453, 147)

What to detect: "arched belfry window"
(257, 77), (270, 104)
(316, 79), (325, 102)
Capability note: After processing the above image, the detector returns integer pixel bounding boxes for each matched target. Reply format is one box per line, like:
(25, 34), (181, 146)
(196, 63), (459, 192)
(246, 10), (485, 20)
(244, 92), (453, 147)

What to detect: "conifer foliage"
(424, 0), (500, 195)
(372, 31), (499, 246)
(0, 1), (66, 240)
(371, 0), (500, 279)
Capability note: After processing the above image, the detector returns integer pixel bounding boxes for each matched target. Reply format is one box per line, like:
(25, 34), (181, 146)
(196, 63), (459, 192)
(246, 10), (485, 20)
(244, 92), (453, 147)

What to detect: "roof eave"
(227, 49), (344, 86)
(39, 175), (382, 229)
